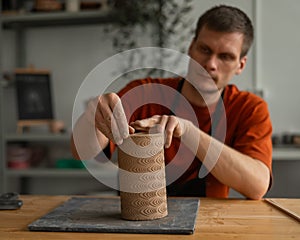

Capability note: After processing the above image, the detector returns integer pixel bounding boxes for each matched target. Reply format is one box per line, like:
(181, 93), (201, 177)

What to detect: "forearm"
(182, 121), (270, 199)
(71, 114), (109, 160)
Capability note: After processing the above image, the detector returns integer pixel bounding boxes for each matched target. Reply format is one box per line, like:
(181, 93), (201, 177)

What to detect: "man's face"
(187, 26), (247, 93)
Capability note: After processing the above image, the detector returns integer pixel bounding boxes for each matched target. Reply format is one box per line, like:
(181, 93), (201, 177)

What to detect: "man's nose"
(203, 55), (217, 72)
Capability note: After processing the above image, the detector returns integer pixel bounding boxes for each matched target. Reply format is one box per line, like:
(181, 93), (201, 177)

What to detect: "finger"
(85, 95), (123, 145)
(85, 97), (99, 124)
(110, 114), (123, 145)
(105, 94), (126, 145)
(91, 94), (121, 144)
(155, 115), (168, 133)
(97, 120), (114, 142)
(96, 105), (116, 142)
(130, 115), (161, 132)
(129, 125), (135, 134)
(97, 96), (115, 136)
(164, 116), (179, 148)
(130, 121), (150, 132)
(112, 99), (129, 139)
(86, 97), (112, 140)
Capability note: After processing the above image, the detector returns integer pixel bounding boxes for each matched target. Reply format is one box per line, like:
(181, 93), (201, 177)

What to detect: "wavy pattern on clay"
(119, 180), (165, 193)
(118, 133), (164, 158)
(118, 169), (166, 193)
(132, 136), (151, 146)
(137, 188), (166, 199)
(119, 150), (164, 171)
(120, 191), (168, 220)
(118, 133), (168, 220)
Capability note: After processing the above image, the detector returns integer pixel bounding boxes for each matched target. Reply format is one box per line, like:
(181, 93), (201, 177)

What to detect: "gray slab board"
(28, 197), (200, 234)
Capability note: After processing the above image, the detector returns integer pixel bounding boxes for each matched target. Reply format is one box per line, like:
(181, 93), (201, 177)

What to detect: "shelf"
(273, 147), (300, 161)
(6, 168), (115, 178)
(0, 7), (124, 194)
(5, 133), (300, 159)
(1, 9), (119, 29)
(4, 133), (300, 159)
(7, 168), (89, 177)
(5, 132), (71, 142)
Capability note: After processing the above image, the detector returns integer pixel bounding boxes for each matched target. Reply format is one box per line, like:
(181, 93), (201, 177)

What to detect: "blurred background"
(0, 0), (299, 198)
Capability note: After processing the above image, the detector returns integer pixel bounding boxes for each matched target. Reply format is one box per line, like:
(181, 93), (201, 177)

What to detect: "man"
(72, 5), (272, 199)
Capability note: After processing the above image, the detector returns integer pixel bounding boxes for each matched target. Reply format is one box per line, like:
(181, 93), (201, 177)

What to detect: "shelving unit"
(1, 9), (119, 67)
(272, 146), (300, 161)
(2, 9), (118, 29)
(2, 131), (116, 193)
(5, 132), (70, 141)
(6, 168), (90, 177)
(0, 9), (120, 194)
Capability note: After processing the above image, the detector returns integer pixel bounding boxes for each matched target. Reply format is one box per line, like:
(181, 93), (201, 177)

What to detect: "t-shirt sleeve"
(233, 99), (273, 170)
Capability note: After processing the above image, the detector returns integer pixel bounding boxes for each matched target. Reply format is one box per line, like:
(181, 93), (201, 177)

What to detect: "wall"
(256, 0), (300, 198)
(256, 0), (300, 134)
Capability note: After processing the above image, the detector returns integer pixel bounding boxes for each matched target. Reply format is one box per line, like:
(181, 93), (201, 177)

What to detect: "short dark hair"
(195, 5), (254, 58)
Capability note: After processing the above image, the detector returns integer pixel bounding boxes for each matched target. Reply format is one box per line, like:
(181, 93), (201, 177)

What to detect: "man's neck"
(182, 80), (223, 107)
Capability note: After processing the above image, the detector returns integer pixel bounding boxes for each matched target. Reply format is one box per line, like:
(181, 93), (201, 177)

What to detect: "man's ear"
(236, 56), (247, 75)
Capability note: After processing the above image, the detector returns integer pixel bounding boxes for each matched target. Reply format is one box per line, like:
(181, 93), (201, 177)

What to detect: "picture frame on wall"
(15, 68), (54, 133)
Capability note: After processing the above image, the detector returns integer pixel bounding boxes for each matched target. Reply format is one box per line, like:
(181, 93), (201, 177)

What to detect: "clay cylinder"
(118, 132), (168, 220)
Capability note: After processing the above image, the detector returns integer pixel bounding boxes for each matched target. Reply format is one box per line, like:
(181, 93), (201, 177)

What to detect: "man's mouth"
(211, 77), (217, 83)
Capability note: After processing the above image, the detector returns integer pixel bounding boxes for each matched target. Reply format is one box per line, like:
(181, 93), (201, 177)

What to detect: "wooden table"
(0, 195), (299, 239)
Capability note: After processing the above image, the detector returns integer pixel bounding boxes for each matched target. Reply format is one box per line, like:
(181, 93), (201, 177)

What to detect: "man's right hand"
(85, 93), (134, 145)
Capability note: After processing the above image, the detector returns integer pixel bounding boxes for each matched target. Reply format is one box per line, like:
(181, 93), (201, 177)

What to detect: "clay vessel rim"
(129, 132), (163, 137)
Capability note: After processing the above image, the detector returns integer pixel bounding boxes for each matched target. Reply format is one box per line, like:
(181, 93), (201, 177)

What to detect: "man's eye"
(199, 46), (210, 54)
(220, 54), (233, 61)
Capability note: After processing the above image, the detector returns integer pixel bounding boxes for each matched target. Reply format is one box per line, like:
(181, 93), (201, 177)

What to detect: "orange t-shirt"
(107, 77), (273, 198)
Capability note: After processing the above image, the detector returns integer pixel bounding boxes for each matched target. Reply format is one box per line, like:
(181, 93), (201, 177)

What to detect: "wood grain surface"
(0, 195), (299, 239)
